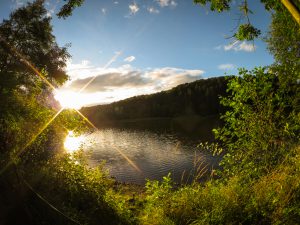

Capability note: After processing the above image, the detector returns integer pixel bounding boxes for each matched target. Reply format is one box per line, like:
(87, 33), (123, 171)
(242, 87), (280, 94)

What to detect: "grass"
(13, 145), (297, 225)
(136, 145), (300, 225)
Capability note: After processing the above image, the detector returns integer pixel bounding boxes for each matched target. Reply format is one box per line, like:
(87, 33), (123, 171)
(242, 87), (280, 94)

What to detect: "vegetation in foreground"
(15, 144), (300, 225)
(0, 1), (299, 225)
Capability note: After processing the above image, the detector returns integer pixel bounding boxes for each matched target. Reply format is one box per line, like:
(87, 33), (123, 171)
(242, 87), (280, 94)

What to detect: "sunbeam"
(114, 147), (142, 174)
(78, 51), (122, 94)
(0, 35), (57, 91)
(75, 109), (98, 130)
(0, 31), (143, 175)
(0, 107), (64, 175)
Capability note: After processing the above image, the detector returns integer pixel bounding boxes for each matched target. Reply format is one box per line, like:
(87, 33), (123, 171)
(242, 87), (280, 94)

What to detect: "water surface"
(84, 128), (218, 185)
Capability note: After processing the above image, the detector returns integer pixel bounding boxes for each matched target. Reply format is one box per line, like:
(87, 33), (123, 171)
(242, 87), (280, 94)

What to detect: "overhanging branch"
(281, 0), (300, 25)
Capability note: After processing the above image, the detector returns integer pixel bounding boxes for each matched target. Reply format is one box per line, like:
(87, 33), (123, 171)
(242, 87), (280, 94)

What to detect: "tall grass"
(19, 145), (300, 225)
(137, 146), (300, 225)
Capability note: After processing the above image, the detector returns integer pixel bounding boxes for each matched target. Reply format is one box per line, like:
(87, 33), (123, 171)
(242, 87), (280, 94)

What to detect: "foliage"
(0, 84), (53, 164)
(266, 4), (300, 69)
(0, 0), (70, 90)
(139, 174), (174, 225)
(194, 0), (231, 12)
(212, 2), (300, 179)
(132, 146), (300, 224)
(0, 2), (136, 224)
(57, 0), (85, 18)
(234, 23), (261, 41)
(193, 0), (298, 42)
(81, 77), (228, 123)
(0, 0), (300, 225)
(27, 151), (133, 225)
(0, 0), (70, 164)
(213, 67), (300, 178)
(0, 3), (84, 223)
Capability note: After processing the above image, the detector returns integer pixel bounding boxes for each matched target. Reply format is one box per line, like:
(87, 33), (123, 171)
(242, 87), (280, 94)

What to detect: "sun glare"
(54, 90), (85, 109)
(64, 131), (85, 153)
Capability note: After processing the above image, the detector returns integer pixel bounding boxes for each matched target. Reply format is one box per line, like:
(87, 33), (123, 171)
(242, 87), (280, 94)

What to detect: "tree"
(0, 0), (70, 93)
(214, 5), (300, 179)
(214, 68), (299, 178)
(57, 0), (85, 18)
(194, 0), (300, 41)
(266, 5), (300, 69)
(0, 0), (70, 159)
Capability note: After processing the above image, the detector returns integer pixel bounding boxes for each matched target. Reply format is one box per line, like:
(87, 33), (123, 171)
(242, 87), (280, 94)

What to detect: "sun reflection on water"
(64, 131), (85, 153)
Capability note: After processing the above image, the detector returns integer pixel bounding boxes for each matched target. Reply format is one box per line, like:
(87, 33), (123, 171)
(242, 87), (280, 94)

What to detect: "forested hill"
(81, 76), (229, 126)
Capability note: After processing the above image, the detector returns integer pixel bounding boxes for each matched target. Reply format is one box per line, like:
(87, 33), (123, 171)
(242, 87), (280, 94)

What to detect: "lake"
(82, 128), (219, 185)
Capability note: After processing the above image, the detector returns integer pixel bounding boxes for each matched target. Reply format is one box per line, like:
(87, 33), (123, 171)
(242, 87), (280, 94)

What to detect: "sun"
(54, 90), (85, 109)
(64, 131), (85, 153)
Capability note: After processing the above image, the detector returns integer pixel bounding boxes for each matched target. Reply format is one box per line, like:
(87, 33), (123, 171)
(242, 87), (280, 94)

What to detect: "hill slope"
(81, 76), (229, 139)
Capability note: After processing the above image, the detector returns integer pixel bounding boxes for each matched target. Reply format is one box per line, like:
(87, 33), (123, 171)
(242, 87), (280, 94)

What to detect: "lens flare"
(64, 131), (85, 153)
(0, 36), (143, 175)
(54, 90), (85, 109)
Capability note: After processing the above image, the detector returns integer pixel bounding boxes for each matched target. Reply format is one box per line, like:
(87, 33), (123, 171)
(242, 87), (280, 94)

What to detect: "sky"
(0, 0), (274, 108)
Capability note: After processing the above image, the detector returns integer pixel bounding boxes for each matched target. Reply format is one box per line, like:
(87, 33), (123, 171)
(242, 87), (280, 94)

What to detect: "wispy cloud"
(144, 67), (204, 91)
(45, 0), (59, 17)
(129, 2), (139, 15)
(124, 56), (136, 62)
(147, 7), (160, 14)
(65, 60), (94, 81)
(218, 64), (235, 70)
(11, 0), (26, 9)
(237, 41), (256, 52)
(215, 41), (256, 52)
(46, 8), (55, 17)
(101, 8), (107, 15)
(11, 0), (58, 17)
(156, 0), (177, 8)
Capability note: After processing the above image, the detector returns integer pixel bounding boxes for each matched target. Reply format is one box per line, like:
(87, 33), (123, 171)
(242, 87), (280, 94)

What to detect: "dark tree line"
(81, 76), (229, 125)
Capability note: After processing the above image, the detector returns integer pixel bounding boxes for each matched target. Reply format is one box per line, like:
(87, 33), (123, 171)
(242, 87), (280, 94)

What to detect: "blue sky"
(1, 0), (274, 107)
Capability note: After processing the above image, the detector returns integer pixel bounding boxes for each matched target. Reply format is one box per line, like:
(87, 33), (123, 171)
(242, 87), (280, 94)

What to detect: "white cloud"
(11, 0), (58, 17)
(46, 8), (55, 17)
(170, 1), (178, 7)
(216, 41), (256, 52)
(238, 41), (256, 52)
(67, 66), (204, 93)
(147, 7), (160, 14)
(129, 2), (139, 15)
(101, 8), (107, 15)
(214, 45), (222, 50)
(218, 64), (235, 70)
(144, 67), (204, 91)
(45, 0), (58, 17)
(11, 0), (26, 9)
(60, 62), (205, 105)
(114, 1), (119, 4)
(65, 60), (94, 80)
(156, 0), (177, 7)
(124, 56), (136, 62)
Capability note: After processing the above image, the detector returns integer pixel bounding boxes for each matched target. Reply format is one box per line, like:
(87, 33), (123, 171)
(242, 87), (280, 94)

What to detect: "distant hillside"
(81, 76), (229, 138)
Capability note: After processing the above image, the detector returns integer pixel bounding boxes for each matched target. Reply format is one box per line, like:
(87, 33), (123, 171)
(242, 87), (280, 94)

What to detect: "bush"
(213, 67), (300, 179)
